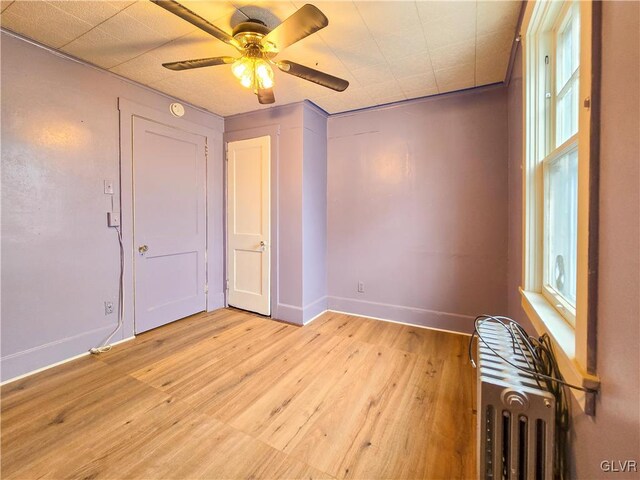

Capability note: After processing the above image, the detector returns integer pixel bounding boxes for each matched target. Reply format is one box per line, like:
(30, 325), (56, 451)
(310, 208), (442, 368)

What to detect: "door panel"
(227, 136), (271, 316)
(133, 117), (207, 333)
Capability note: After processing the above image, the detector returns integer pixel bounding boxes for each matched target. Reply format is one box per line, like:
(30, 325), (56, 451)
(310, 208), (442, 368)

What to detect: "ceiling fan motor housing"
(233, 20), (271, 47)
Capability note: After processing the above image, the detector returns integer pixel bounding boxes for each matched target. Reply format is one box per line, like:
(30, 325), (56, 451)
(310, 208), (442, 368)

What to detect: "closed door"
(227, 136), (271, 316)
(133, 117), (207, 333)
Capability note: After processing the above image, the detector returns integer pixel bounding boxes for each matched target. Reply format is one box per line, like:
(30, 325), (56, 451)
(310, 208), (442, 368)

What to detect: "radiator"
(476, 319), (556, 480)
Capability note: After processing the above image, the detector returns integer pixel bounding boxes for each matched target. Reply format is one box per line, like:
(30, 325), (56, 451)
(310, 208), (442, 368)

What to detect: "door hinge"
(204, 283), (209, 294)
(204, 144), (209, 158)
(225, 279), (229, 291)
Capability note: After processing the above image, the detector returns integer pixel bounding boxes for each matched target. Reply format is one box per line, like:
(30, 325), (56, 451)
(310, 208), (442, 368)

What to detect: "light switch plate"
(104, 180), (114, 195)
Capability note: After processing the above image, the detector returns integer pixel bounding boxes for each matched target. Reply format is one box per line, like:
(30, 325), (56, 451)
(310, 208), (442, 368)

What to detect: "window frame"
(520, 0), (600, 414)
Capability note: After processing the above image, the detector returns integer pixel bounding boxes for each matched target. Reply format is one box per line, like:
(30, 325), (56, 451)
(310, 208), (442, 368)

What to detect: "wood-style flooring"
(1, 308), (476, 479)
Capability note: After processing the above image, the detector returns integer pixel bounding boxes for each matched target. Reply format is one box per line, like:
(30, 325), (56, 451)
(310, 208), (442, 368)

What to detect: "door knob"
(259, 240), (266, 251)
(138, 245), (149, 254)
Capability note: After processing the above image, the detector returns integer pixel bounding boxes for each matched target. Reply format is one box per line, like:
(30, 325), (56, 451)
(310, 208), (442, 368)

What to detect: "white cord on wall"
(90, 225), (124, 354)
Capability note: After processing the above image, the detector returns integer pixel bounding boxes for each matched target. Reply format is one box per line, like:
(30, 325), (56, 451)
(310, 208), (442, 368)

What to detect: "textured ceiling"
(1, 0), (521, 116)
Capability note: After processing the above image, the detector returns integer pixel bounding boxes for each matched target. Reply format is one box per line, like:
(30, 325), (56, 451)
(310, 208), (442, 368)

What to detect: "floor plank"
(1, 308), (475, 479)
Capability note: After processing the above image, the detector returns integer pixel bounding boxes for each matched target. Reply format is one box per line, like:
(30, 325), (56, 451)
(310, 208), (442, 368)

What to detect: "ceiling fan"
(151, 0), (349, 105)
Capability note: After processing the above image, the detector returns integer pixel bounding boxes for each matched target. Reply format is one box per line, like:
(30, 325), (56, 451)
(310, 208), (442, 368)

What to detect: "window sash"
(554, 4), (580, 149)
(555, 3), (580, 93)
(541, 134), (579, 325)
(557, 69), (579, 100)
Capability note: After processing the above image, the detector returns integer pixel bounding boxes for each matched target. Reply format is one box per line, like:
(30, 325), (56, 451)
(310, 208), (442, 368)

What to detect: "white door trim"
(118, 98), (224, 338)
(224, 125), (280, 317)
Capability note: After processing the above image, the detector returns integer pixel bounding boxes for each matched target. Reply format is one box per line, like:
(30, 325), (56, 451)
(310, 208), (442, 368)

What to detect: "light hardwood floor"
(1, 308), (476, 479)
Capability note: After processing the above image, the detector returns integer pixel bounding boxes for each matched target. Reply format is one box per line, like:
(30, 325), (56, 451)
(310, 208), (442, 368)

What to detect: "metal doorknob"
(260, 241), (266, 247)
(138, 245), (149, 253)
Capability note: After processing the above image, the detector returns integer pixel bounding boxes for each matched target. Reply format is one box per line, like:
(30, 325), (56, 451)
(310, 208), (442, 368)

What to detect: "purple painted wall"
(506, 3), (640, 476)
(572, 2), (640, 476)
(327, 86), (509, 333)
(302, 105), (328, 322)
(506, 44), (531, 329)
(1, 33), (225, 381)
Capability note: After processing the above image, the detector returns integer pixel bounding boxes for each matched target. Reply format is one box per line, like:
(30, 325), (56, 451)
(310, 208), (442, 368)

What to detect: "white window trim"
(521, 0), (600, 414)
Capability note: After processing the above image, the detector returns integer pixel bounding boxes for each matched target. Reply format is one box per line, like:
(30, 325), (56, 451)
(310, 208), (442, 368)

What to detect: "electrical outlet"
(107, 211), (120, 227)
(357, 281), (365, 293)
(104, 301), (114, 315)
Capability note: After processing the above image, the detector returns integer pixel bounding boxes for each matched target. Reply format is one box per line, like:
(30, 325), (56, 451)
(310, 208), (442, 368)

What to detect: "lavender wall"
(327, 86), (509, 333)
(1, 33), (225, 382)
(302, 105), (328, 323)
(572, 2), (640, 476)
(506, 45), (531, 329)
(506, 3), (640, 476)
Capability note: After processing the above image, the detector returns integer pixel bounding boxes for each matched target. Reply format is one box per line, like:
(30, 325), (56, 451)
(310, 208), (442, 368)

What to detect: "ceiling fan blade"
(151, 1), (240, 50)
(262, 4), (328, 51)
(162, 56), (236, 71)
(277, 61), (349, 92)
(257, 88), (276, 104)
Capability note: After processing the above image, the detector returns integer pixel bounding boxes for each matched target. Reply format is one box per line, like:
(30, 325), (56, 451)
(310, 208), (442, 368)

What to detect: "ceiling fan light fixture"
(232, 57), (274, 90)
(232, 57), (253, 88)
(255, 60), (274, 89)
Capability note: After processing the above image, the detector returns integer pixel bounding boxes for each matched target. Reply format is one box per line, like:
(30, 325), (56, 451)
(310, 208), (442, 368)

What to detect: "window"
(521, 0), (600, 413)
(541, 2), (581, 326)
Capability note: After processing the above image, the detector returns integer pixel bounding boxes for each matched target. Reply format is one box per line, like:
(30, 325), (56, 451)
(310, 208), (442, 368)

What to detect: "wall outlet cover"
(104, 301), (114, 315)
(107, 211), (120, 227)
(357, 281), (365, 293)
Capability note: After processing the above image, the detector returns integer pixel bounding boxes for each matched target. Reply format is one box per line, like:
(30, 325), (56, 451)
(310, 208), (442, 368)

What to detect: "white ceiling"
(1, 0), (521, 116)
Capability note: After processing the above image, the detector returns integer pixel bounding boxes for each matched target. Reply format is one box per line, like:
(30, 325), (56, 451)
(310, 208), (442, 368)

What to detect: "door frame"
(119, 98), (224, 337)
(224, 125), (280, 317)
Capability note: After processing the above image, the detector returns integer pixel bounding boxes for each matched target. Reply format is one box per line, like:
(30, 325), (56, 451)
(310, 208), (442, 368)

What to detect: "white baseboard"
(274, 297), (476, 336)
(1, 335), (135, 386)
(302, 296), (328, 324)
(275, 297), (330, 326)
(326, 296), (476, 335)
(302, 308), (328, 326)
(274, 303), (304, 325)
(326, 309), (471, 337)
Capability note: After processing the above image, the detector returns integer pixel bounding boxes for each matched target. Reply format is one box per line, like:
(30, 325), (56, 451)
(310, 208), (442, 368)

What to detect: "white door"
(133, 117), (207, 333)
(227, 136), (271, 316)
